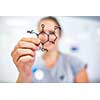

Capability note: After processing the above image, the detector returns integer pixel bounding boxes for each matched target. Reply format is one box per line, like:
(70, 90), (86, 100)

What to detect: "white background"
(0, 83), (100, 100)
(0, 0), (100, 100)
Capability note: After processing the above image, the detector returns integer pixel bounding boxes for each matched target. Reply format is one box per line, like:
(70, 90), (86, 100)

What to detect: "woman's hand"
(11, 37), (40, 82)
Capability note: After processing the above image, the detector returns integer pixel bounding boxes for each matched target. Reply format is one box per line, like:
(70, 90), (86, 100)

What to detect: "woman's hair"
(38, 16), (62, 37)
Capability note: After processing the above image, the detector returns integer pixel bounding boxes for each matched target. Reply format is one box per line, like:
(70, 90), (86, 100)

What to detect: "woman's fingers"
(18, 41), (39, 50)
(12, 38), (40, 54)
(17, 55), (35, 75)
(12, 48), (36, 63)
(20, 37), (40, 46)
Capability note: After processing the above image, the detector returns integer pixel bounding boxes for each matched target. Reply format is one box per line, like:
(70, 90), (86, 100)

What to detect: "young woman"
(11, 16), (89, 83)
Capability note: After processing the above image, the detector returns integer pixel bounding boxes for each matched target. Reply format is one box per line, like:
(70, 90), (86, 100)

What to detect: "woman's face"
(38, 19), (61, 51)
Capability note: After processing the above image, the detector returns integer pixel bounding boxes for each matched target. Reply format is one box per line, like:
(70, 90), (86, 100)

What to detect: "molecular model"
(27, 24), (60, 52)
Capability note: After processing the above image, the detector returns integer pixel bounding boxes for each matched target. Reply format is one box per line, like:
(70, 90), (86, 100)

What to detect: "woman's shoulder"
(60, 52), (85, 64)
(60, 52), (86, 75)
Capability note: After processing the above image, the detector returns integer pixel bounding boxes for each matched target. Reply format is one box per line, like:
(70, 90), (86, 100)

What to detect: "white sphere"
(34, 69), (44, 80)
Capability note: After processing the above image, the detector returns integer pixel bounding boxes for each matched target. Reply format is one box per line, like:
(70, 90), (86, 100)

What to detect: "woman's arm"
(16, 73), (32, 83)
(74, 65), (89, 83)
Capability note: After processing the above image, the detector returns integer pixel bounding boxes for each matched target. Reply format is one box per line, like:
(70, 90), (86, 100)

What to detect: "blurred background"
(0, 16), (100, 82)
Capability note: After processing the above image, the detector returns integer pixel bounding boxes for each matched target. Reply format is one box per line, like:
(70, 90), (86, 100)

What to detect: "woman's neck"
(43, 50), (59, 59)
(43, 51), (60, 68)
